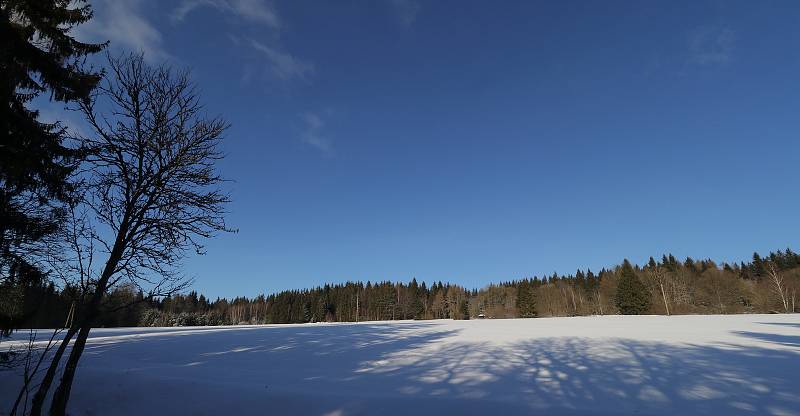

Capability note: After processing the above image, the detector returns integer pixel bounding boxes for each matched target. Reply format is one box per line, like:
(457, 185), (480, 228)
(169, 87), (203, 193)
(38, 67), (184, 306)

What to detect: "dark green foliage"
(0, 266), (73, 332)
(5, 248), (799, 328)
(156, 249), (797, 323)
(615, 260), (651, 315)
(751, 252), (766, 277)
(515, 279), (537, 318)
(408, 278), (424, 319)
(0, 0), (105, 333)
(302, 302), (313, 323)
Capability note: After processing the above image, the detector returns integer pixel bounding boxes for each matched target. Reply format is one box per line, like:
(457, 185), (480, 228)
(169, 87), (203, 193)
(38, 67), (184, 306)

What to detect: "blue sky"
(64, 0), (800, 298)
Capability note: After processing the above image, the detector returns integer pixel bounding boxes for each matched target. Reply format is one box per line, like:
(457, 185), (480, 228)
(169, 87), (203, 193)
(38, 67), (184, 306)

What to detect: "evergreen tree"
(515, 280), (537, 318)
(1, 0), (105, 335)
(647, 257), (657, 270)
(408, 278), (424, 319)
(752, 252), (766, 277)
(684, 257), (696, 272)
(615, 259), (651, 315)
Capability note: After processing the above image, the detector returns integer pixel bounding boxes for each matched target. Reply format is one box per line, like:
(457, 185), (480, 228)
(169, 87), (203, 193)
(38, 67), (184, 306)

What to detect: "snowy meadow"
(2, 314), (799, 416)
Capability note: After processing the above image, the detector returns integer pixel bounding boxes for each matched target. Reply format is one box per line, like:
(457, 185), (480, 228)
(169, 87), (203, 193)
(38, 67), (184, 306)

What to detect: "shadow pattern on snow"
(351, 336), (799, 415)
(6, 320), (799, 416)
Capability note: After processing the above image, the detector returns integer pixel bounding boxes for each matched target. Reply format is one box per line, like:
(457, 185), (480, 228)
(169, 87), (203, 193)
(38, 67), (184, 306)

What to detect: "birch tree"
(766, 262), (790, 313)
(646, 262), (672, 316)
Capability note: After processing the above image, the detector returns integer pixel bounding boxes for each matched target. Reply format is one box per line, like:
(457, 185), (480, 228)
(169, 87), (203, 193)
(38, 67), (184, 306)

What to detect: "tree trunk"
(595, 291), (603, 316)
(48, 325), (92, 416)
(660, 283), (670, 316)
(29, 327), (78, 416)
(48, 246), (119, 416)
(767, 265), (789, 313)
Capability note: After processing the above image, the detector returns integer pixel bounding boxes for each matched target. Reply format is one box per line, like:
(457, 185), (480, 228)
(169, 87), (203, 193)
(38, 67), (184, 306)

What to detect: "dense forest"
(3, 248), (798, 329)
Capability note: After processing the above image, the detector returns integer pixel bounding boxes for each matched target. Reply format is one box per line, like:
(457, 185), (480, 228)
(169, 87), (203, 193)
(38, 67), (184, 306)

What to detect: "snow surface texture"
(1, 314), (799, 416)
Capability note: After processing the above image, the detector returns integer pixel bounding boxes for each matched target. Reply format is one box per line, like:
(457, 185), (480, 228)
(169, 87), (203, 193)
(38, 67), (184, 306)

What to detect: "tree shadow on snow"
(755, 321), (800, 330)
(6, 320), (800, 416)
(732, 330), (800, 348)
(360, 336), (799, 416)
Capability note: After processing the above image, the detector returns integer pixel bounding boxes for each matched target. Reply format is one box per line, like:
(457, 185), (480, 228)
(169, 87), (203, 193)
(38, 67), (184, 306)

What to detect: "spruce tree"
(408, 278), (424, 319)
(1, 0), (105, 335)
(516, 280), (537, 318)
(615, 259), (651, 315)
(1, 1), (105, 269)
(752, 252), (766, 277)
(648, 257), (657, 270)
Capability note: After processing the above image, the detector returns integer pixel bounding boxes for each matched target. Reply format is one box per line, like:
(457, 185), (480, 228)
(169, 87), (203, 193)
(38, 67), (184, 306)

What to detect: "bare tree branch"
(33, 52), (234, 416)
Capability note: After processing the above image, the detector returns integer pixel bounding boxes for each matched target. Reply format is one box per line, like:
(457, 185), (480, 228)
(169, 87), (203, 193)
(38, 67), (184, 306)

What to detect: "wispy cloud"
(73, 0), (170, 63)
(688, 25), (735, 66)
(300, 113), (333, 154)
(388, 0), (420, 26)
(250, 39), (314, 82)
(37, 106), (87, 139)
(172, 0), (281, 29)
(172, 1), (311, 85)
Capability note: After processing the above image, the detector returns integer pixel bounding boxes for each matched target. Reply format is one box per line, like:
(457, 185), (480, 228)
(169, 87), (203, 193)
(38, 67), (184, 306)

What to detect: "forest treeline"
(4, 248), (799, 329)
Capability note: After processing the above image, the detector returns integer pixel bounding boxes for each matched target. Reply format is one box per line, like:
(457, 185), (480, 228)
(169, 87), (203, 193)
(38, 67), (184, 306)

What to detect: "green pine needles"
(615, 260), (651, 314)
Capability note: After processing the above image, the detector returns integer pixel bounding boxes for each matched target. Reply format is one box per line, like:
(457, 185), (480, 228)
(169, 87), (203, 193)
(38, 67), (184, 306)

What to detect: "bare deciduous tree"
(29, 53), (233, 416)
(646, 264), (672, 316)
(766, 262), (790, 313)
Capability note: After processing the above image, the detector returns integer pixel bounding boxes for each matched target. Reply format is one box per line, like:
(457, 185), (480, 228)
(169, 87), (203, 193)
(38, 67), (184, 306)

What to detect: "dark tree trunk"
(47, 244), (121, 416)
(32, 54), (230, 415)
(29, 327), (78, 416)
(48, 325), (92, 416)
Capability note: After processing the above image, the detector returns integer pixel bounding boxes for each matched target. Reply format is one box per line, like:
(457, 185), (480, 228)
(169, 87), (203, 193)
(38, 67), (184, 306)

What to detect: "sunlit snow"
(2, 314), (799, 415)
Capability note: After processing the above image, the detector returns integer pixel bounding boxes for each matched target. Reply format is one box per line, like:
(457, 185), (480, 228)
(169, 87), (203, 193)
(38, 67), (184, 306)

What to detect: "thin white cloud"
(389, 0), (420, 26)
(250, 39), (314, 82)
(73, 0), (170, 63)
(37, 106), (87, 140)
(172, 0), (280, 29)
(689, 25), (735, 66)
(300, 113), (333, 154)
(172, 1), (310, 86)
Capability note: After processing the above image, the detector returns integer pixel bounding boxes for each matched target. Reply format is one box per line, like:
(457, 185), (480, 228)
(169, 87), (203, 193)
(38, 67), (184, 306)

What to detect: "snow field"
(1, 314), (799, 415)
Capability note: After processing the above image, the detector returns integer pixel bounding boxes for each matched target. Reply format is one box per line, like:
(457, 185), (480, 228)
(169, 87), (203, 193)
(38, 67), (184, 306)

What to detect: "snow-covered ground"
(2, 314), (799, 415)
